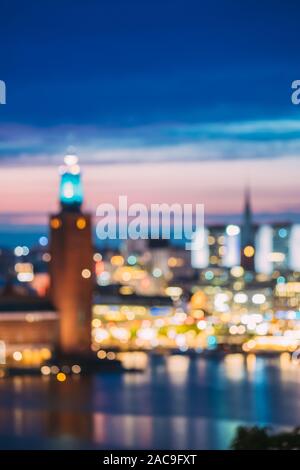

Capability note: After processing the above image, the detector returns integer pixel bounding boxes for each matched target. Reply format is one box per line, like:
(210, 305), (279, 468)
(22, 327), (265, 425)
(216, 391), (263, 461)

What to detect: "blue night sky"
(0, 0), (300, 245)
(1, 0), (300, 127)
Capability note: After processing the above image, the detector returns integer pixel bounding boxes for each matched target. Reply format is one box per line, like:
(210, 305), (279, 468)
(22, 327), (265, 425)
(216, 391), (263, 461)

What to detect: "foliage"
(231, 426), (300, 450)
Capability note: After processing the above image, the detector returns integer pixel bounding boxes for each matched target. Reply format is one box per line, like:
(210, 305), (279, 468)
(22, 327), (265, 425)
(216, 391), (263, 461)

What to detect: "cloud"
(0, 118), (300, 167)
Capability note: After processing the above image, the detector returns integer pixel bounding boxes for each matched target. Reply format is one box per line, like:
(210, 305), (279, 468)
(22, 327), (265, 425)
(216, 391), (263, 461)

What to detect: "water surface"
(0, 354), (299, 449)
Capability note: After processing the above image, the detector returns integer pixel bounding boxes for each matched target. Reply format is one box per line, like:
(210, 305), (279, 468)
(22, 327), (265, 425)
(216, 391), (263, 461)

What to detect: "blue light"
(22, 246), (29, 256)
(152, 268), (162, 278)
(278, 228), (288, 238)
(207, 335), (217, 348)
(205, 270), (214, 281)
(39, 236), (48, 247)
(277, 276), (285, 284)
(265, 312), (273, 321)
(245, 272), (254, 282)
(150, 306), (172, 316)
(60, 172), (83, 209)
(127, 255), (137, 265)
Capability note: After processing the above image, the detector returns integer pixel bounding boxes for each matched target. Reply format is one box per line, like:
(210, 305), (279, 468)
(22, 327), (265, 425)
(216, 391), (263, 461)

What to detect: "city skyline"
(1, 1), (300, 452)
(1, 149), (300, 234)
(1, 0), (300, 235)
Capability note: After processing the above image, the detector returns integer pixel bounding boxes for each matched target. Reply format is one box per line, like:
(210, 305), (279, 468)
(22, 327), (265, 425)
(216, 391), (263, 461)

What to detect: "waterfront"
(0, 354), (299, 450)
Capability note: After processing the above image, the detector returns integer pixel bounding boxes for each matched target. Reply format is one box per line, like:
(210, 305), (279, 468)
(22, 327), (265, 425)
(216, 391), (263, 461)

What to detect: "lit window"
(56, 372), (67, 382)
(226, 225), (240, 236)
(76, 217), (87, 230)
(82, 269), (91, 279)
(13, 351), (22, 361)
(111, 255), (124, 266)
(51, 218), (61, 229)
(244, 245), (255, 257)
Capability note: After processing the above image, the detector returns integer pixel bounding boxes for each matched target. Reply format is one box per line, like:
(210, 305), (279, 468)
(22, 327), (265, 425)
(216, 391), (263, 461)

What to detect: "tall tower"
(50, 154), (93, 356)
(240, 187), (255, 271)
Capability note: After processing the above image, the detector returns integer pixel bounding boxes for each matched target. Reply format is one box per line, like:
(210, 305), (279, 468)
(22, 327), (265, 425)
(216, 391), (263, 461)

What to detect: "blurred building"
(1, 159), (300, 360)
(0, 295), (57, 365)
(272, 223), (291, 272)
(50, 154), (94, 356)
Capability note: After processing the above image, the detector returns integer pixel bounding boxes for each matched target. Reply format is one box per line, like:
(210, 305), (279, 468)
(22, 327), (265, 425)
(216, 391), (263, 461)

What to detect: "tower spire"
(242, 185), (252, 239)
(240, 186), (255, 271)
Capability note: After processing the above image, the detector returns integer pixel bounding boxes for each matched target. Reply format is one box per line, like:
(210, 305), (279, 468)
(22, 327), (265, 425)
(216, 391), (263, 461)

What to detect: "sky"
(0, 0), (300, 242)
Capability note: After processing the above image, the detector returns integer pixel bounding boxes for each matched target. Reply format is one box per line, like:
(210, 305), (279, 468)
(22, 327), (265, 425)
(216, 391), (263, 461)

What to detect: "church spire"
(240, 186), (255, 271)
(242, 186), (252, 243)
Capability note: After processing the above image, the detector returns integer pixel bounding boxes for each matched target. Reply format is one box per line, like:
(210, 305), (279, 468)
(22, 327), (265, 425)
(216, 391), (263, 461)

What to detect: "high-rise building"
(240, 188), (255, 271)
(290, 224), (300, 271)
(272, 223), (291, 272)
(207, 225), (226, 267)
(50, 154), (93, 356)
(191, 224), (241, 269)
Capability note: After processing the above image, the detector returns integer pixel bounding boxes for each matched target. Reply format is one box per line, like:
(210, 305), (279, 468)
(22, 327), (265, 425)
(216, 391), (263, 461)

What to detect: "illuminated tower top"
(59, 153), (83, 212)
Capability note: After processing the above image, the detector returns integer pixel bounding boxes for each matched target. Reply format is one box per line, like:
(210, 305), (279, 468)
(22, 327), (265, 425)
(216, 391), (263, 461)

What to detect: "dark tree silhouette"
(231, 426), (300, 450)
